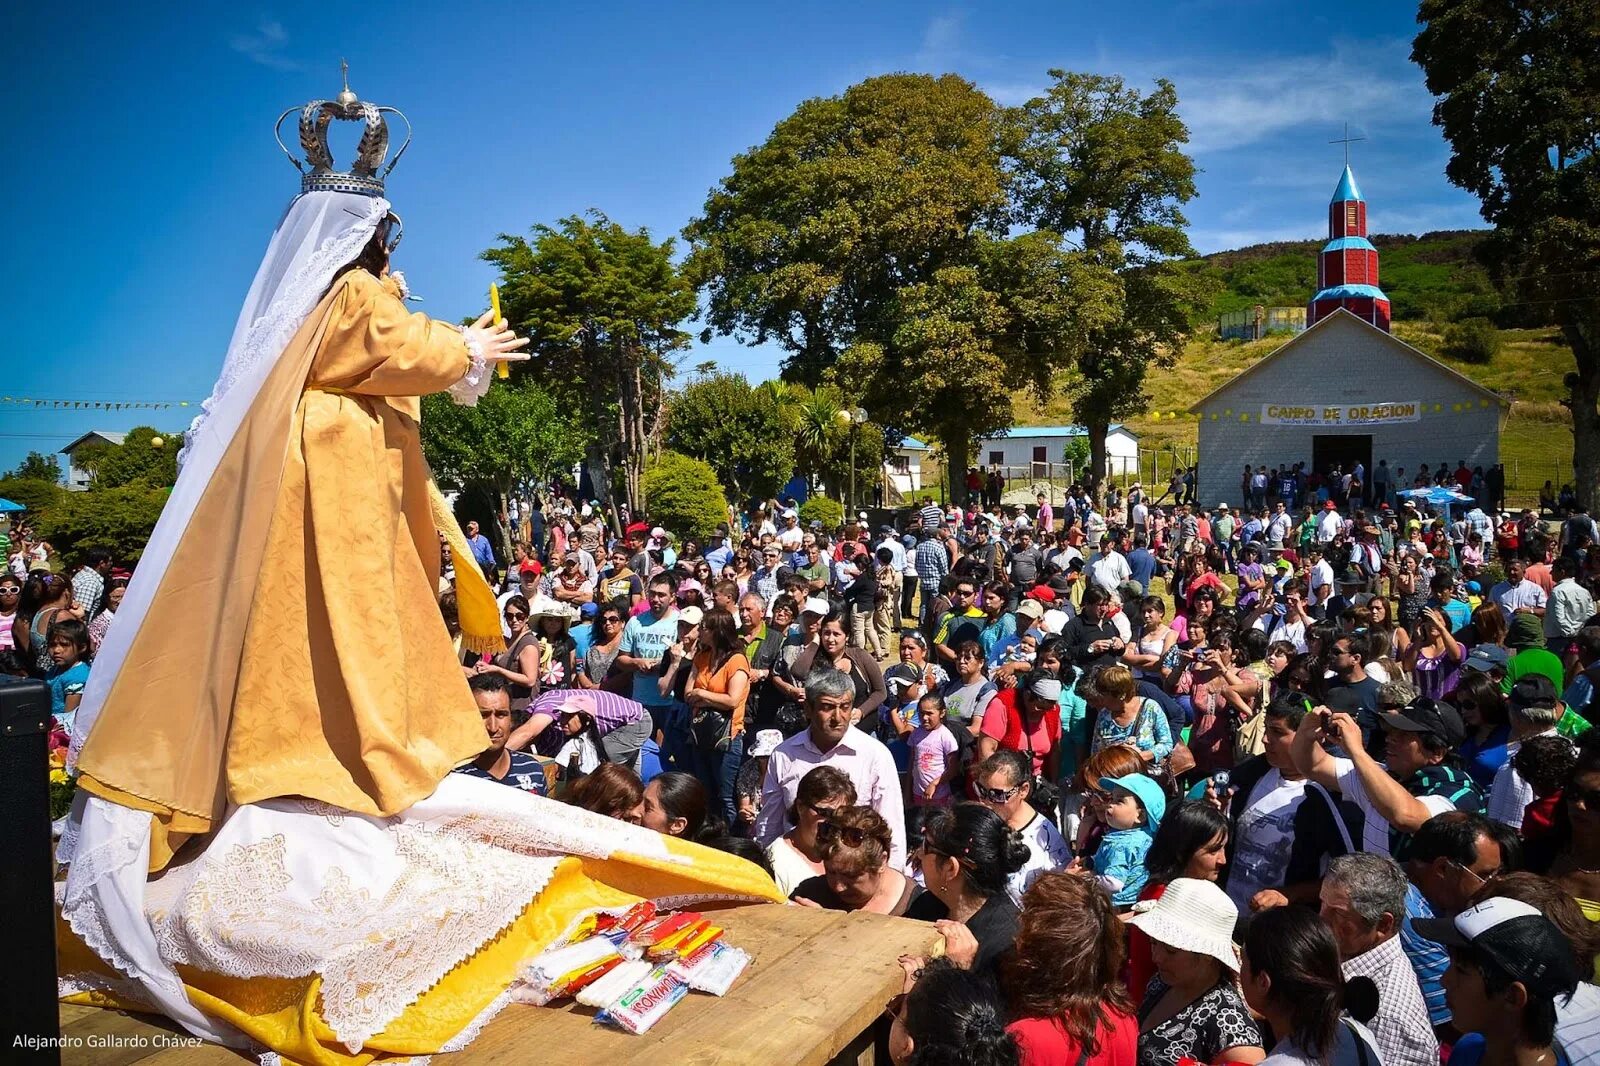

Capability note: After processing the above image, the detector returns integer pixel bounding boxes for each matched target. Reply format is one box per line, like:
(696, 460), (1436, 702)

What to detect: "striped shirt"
(1400, 883), (1451, 1027)
(919, 503), (944, 529)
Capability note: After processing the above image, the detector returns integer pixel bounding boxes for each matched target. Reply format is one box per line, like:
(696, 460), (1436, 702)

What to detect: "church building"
(1191, 166), (1505, 508)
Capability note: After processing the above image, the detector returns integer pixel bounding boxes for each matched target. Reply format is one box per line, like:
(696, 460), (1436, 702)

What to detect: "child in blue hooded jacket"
(1091, 772), (1167, 908)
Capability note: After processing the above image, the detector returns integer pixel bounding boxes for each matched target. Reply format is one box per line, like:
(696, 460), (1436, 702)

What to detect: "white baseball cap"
(802, 596), (832, 617)
(747, 729), (784, 758)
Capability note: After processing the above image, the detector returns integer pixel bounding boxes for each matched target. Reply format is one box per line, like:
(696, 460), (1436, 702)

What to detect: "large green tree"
(485, 212), (696, 520)
(685, 73), (1116, 503)
(1413, 2), (1600, 505)
(421, 379), (583, 550)
(5, 451), (61, 483)
(1012, 71), (1207, 492)
(664, 372), (795, 504)
(70, 426), (179, 489)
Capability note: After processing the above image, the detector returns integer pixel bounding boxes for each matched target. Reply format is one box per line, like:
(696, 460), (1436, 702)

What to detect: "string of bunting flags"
(0, 396), (196, 410)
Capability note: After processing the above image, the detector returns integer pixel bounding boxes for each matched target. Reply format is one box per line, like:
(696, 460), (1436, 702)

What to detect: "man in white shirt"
(1086, 534), (1131, 593)
(874, 525), (906, 576)
(1490, 556), (1547, 622)
(754, 666), (906, 867)
(1544, 555), (1594, 649)
(777, 510), (804, 552)
(1306, 545), (1335, 616)
(1487, 675), (1570, 829)
(1292, 696), (1475, 858)
(1316, 500), (1343, 544)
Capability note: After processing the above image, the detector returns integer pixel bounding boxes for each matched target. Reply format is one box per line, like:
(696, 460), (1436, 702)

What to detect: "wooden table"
(59, 903), (937, 1065)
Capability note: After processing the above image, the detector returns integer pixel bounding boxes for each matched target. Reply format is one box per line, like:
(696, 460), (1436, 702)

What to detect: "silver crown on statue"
(273, 61), (411, 196)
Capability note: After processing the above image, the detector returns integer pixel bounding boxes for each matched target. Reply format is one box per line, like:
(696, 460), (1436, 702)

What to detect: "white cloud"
(1173, 39), (1431, 155)
(229, 20), (299, 71)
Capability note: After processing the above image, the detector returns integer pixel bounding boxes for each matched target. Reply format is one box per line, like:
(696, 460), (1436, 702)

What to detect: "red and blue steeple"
(1308, 165), (1391, 331)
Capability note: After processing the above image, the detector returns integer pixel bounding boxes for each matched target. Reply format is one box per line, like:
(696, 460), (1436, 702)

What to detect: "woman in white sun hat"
(1125, 877), (1266, 1066)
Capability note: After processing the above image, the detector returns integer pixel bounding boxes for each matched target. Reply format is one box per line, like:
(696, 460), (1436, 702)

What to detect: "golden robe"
(75, 269), (486, 856)
(60, 269), (785, 1064)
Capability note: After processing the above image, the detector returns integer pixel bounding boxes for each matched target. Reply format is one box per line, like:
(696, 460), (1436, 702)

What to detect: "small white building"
(59, 430), (126, 491)
(885, 436), (929, 496)
(974, 425), (1139, 480)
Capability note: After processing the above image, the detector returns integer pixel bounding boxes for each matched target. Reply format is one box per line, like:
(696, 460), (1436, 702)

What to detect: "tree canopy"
(684, 71), (1161, 499)
(70, 427), (178, 490)
(6, 451), (61, 483)
(664, 372), (795, 504)
(485, 212), (696, 517)
(1011, 71), (1207, 489)
(1413, 0), (1600, 504)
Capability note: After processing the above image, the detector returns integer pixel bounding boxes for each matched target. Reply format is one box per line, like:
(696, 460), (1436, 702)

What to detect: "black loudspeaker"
(0, 677), (60, 1062)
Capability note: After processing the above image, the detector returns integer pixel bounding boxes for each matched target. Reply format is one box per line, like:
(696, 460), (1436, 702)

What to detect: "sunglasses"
(601, 615), (622, 624)
(815, 820), (868, 847)
(885, 993), (907, 1020)
(504, 611), (527, 621)
(975, 783), (1022, 804)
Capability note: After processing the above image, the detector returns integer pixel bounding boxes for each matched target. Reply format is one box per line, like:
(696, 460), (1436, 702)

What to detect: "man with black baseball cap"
(1488, 675), (1572, 830)
(1293, 695), (1483, 860)
(1415, 897), (1581, 1066)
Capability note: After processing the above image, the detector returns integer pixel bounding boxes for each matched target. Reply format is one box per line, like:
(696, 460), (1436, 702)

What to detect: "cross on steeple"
(1330, 122), (1365, 166)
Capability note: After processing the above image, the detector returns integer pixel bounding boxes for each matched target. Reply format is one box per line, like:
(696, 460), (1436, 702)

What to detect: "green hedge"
(799, 495), (844, 529)
(642, 451), (728, 542)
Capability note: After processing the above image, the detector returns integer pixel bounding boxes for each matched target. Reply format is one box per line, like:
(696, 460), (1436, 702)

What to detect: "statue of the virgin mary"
(56, 76), (779, 1064)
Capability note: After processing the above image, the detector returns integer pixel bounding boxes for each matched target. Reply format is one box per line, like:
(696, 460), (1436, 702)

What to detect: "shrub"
(799, 495), (844, 530)
(642, 451), (728, 542)
(1443, 317), (1501, 364)
(33, 483), (171, 563)
(0, 477), (67, 516)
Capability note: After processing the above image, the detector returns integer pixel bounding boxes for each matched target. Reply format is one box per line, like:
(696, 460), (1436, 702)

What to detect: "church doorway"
(1312, 434), (1372, 479)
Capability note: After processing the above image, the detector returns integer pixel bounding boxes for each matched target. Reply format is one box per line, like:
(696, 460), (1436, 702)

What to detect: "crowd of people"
(22, 463), (1600, 1065)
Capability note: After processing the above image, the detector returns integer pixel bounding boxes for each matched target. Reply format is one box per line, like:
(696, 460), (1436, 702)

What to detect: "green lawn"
(1015, 323), (1577, 505)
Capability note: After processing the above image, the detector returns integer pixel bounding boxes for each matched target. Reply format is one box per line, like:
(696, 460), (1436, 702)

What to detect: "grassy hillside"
(1179, 230), (1504, 324)
(1015, 323), (1574, 505)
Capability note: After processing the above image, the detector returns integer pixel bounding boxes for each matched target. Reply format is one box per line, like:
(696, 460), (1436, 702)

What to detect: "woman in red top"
(1124, 802), (1231, 1001)
(1001, 871), (1139, 1066)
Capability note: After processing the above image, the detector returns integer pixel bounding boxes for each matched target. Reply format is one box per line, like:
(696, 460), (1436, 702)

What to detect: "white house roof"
(60, 430), (127, 454)
(1189, 309), (1507, 412)
(982, 424), (1134, 440)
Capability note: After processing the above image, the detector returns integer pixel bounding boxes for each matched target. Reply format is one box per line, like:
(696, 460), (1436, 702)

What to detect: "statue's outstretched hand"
(462, 310), (531, 364)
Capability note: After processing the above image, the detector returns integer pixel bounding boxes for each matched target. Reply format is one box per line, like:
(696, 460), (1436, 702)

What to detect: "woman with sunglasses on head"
(475, 594), (541, 713)
(791, 606), (887, 732)
(790, 804), (923, 915)
(1403, 605), (1463, 703)
(575, 597), (628, 693)
(887, 957), (1019, 1066)
(15, 571), (76, 677)
(905, 803), (1029, 974)
(766, 764), (860, 896)
(1453, 670), (1512, 787)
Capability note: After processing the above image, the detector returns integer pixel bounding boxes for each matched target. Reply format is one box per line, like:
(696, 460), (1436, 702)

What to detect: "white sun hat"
(1124, 878), (1242, 972)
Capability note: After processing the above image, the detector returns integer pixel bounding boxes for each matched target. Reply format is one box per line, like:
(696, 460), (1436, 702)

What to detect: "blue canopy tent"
(0, 498), (25, 513)
(1397, 485), (1474, 524)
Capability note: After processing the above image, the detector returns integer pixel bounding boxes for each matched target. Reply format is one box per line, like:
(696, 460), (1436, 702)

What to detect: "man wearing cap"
(703, 527), (733, 578)
(1319, 854), (1440, 1066)
(1415, 898), (1582, 1066)
(777, 509), (803, 553)
(1317, 499), (1343, 544)
(1293, 695), (1484, 860)
(1487, 676), (1572, 829)
(624, 521), (652, 578)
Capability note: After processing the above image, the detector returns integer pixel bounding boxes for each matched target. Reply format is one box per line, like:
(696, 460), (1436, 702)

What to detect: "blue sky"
(2, 1), (1486, 475)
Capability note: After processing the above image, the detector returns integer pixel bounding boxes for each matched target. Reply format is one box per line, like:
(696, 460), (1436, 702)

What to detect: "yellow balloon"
(150, 436), (165, 449)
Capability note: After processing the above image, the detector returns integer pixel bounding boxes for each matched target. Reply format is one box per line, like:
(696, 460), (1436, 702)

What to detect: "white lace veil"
(70, 190), (390, 765)
(58, 190), (390, 1049)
